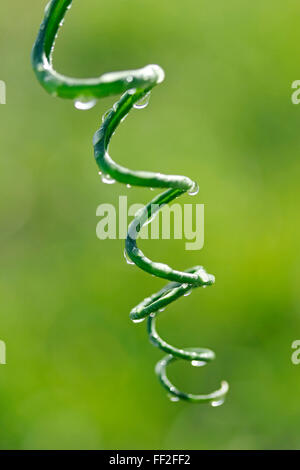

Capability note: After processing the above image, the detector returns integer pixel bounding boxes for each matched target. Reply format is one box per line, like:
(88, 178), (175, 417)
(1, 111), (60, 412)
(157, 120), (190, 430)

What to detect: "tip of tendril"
(149, 64), (165, 84)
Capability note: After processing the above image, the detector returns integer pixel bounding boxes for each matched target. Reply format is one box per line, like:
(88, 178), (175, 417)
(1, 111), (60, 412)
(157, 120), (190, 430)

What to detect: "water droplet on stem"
(132, 318), (145, 324)
(102, 109), (112, 122)
(134, 92), (151, 110)
(168, 394), (180, 402)
(101, 174), (116, 185)
(191, 360), (206, 367)
(210, 399), (225, 407)
(184, 290), (192, 297)
(74, 98), (97, 111)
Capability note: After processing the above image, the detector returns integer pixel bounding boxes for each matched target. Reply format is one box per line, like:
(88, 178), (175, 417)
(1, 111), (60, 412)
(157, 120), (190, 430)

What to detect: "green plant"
(32, 0), (229, 404)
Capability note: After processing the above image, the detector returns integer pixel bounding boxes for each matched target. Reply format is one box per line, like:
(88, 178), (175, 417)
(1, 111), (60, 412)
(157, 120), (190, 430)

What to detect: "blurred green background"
(0, 0), (300, 450)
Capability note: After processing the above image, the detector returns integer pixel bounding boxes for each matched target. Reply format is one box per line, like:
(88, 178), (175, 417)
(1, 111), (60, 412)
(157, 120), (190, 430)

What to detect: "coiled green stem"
(32, 0), (229, 404)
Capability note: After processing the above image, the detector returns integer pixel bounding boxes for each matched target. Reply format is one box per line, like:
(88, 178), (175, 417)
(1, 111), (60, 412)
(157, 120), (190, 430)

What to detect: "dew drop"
(134, 92), (151, 110)
(184, 290), (192, 297)
(191, 360), (206, 367)
(74, 98), (97, 111)
(124, 249), (134, 265)
(168, 394), (179, 402)
(188, 182), (199, 196)
(101, 174), (116, 185)
(44, 1), (51, 14)
(211, 399), (225, 407)
(132, 318), (145, 324)
(102, 109), (112, 122)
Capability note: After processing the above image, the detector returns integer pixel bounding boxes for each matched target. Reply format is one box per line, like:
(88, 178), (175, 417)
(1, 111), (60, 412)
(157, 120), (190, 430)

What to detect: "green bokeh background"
(0, 0), (300, 450)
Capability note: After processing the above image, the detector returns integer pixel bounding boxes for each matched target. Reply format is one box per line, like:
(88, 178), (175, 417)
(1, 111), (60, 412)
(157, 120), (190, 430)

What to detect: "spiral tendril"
(32, 0), (229, 404)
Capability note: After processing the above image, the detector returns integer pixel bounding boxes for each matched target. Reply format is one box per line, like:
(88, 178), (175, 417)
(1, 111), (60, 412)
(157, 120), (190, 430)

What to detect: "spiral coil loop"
(32, 0), (229, 404)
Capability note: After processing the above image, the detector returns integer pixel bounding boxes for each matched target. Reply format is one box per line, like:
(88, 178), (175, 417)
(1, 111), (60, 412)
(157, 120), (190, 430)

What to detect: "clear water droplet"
(211, 399), (225, 407)
(101, 174), (116, 185)
(188, 182), (199, 196)
(132, 318), (145, 324)
(191, 360), (206, 367)
(74, 98), (97, 111)
(44, 1), (51, 14)
(134, 92), (151, 110)
(124, 249), (134, 265)
(184, 290), (192, 297)
(168, 394), (179, 402)
(102, 109), (112, 122)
